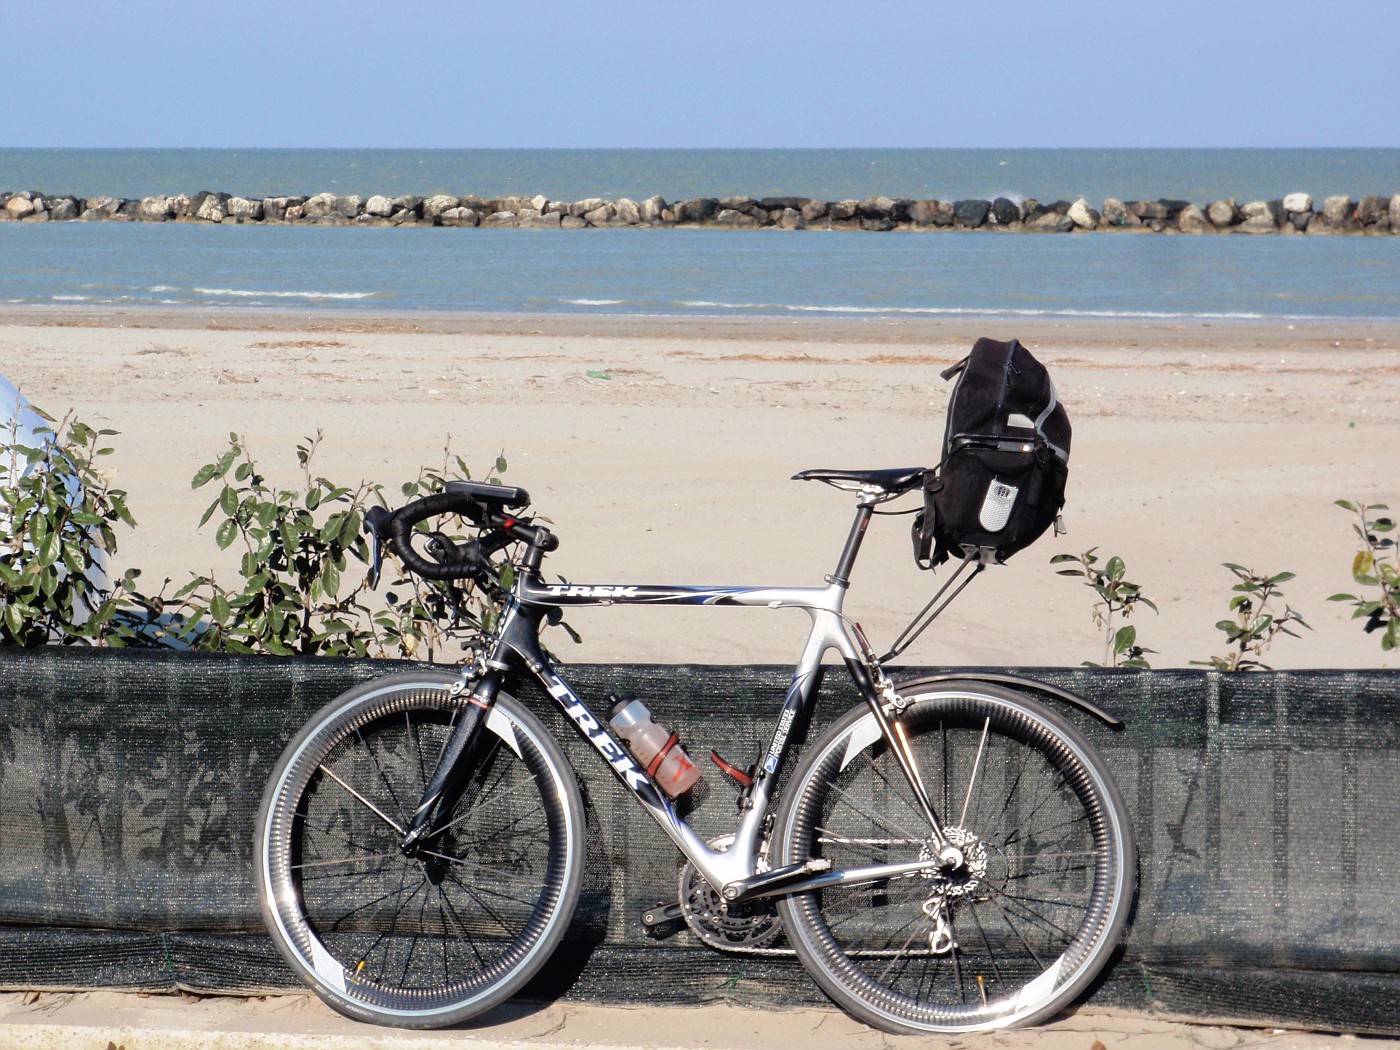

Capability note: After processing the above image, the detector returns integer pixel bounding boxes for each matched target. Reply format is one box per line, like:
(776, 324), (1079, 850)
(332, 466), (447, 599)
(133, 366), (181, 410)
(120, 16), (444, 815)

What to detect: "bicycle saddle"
(792, 467), (926, 495)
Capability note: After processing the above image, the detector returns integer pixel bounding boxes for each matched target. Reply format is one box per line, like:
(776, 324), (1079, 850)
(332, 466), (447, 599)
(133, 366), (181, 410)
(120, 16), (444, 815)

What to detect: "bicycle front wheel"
(775, 680), (1135, 1034)
(255, 671), (586, 1028)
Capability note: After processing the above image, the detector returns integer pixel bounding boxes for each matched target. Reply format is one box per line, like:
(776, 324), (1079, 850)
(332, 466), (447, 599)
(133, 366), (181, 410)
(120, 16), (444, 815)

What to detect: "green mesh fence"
(1, 649), (1397, 1032)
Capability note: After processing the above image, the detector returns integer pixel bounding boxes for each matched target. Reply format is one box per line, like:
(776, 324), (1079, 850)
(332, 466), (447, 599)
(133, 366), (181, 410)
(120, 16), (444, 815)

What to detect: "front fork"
(399, 666), (501, 855)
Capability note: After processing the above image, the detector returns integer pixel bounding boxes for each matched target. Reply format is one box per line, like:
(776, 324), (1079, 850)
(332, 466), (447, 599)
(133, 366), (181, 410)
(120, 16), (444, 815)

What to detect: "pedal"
(640, 900), (684, 938)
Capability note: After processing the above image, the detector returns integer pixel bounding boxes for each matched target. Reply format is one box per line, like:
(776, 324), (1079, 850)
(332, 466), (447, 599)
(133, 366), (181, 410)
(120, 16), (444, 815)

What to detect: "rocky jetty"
(2, 188), (1397, 234)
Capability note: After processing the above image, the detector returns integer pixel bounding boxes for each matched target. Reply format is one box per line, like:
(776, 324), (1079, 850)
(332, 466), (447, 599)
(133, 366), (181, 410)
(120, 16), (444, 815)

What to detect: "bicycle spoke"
(821, 779), (930, 846)
(984, 882), (1078, 944)
(431, 777), (535, 840)
(356, 725), (410, 829)
(317, 764), (405, 835)
(294, 853), (399, 872)
(957, 717), (991, 828)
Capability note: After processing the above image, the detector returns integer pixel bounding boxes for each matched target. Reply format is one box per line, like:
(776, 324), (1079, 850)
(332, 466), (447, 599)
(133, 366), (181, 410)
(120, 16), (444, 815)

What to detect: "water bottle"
(609, 698), (701, 797)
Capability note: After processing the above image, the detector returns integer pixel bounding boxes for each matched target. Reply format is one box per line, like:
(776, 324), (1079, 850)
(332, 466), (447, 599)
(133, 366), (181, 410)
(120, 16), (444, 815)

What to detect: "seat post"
(830, 500), (875, 586)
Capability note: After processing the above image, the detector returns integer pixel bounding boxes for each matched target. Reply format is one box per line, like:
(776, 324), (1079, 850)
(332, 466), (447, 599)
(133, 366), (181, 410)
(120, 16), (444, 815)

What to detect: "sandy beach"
(2, 307), (1397, 670)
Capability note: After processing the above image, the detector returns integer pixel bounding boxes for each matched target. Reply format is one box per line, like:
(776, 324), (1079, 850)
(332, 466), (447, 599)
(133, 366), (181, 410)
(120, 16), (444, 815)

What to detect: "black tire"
(775, 680), (1135, 1034)
(255, 671), (586, 1028)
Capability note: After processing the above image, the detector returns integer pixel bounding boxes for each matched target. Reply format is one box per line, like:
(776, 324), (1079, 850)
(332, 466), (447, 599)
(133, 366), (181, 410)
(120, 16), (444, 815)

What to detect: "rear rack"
(880, 550), (991, 663)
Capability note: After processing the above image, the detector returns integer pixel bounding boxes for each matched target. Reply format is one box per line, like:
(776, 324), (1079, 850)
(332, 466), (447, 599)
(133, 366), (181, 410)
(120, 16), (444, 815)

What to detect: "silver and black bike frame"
(410, 496), (962, 901)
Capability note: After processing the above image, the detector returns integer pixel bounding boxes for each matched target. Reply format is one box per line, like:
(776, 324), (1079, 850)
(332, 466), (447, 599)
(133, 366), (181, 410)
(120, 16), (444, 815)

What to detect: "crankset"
(642, 835), (790, 955)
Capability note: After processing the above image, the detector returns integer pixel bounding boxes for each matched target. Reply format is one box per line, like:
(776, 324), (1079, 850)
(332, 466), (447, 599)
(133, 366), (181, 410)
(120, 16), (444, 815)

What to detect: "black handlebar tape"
(388, 492), (483, 580)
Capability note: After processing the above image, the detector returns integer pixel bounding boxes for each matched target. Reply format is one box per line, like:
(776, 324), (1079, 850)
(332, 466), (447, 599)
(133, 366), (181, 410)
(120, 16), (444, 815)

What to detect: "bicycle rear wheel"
(775, 680), (1134, 1034)
(255, 671), (585, 1028)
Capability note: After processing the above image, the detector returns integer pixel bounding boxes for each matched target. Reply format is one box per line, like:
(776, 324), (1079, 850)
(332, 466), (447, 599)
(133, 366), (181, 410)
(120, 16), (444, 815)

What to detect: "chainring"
(677, 835), (784, 952)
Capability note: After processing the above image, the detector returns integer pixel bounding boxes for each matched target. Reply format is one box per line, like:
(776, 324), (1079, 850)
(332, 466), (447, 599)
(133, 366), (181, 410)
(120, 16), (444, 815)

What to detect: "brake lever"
(363, 506), (393, 589)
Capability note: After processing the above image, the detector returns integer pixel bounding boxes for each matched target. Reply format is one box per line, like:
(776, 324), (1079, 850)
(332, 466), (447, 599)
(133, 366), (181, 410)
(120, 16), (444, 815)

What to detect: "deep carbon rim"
(259, 682), (581, 1023)
(780, 689), (1132, 1033)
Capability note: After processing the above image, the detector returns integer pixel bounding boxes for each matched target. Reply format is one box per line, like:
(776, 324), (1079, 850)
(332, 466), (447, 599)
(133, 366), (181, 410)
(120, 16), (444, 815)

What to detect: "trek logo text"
(546, 679), (651, 791)
(545, 585), (641, 599)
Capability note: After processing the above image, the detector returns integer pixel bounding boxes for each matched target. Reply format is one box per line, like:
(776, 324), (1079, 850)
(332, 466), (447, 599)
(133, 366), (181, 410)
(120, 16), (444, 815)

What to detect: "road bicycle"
(254, 468), (1136, 1035)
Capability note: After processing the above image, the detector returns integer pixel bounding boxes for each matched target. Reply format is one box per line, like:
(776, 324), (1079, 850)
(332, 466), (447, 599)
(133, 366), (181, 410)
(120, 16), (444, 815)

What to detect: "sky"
(4, 0), (1397, 149)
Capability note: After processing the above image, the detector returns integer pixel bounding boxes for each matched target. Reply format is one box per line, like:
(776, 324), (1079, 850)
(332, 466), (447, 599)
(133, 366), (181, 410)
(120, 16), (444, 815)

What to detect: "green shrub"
(172, 432), (504, 660)
(1051, 548), (1157, 668)
(0, 409), (147, 646)
(1329, 500), (1399, 651)
(1194, 564), (1309, 671)
(168, 431), (377, 655)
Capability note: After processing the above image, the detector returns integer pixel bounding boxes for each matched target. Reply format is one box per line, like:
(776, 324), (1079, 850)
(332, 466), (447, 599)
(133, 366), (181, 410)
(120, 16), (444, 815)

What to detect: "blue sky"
(5, 0), (1397, 148)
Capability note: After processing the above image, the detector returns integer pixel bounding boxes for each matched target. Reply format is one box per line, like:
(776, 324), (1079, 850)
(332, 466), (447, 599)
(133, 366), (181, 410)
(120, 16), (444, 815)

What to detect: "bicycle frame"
(503, 574), (858, 893)
(399, 492), (958, 900)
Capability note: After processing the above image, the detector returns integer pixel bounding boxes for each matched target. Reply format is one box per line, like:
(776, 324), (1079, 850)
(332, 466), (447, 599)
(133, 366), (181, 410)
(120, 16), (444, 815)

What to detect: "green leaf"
(1112, 625), (1136, 654)
(1327, 593), (1357, 602)
(1267, 571), (1295, 585)
(215, 518), (238, 550)
(1105, 556), (1125, 581)
(323, 563), (341, 597)
(220, 485), (239, 517)
(495, 455), (508, 474)
(210, 593), (231, 622)
(1335, 499), (1357, 511)
(61, 542), (85, 575)
(191, 463), (220, 489)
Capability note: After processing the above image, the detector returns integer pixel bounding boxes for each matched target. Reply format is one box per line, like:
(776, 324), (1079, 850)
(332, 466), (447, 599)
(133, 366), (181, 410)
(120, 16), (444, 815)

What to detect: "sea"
(2, 148), (1398, 322)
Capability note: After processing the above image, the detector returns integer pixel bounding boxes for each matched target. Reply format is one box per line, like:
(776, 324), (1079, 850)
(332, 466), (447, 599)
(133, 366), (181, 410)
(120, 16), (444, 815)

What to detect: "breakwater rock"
(3, 188), (1398, 234)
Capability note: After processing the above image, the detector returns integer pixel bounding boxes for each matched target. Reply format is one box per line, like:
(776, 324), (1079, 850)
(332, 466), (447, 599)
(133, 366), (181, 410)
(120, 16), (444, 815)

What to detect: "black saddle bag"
(913, 337), (1071, 568)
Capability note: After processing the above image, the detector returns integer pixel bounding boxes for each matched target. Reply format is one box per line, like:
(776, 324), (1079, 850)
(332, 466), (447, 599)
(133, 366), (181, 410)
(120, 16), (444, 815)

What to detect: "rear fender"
(891, 671), (1124, 730)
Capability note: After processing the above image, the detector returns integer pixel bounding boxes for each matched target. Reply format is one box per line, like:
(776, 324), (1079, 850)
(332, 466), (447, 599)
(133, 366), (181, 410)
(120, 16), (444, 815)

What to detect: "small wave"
(564, 298), (625, 306)
(149, 285), (178, 293)
(192, 287), (374, 301)
(677, 300), (774, 310)
(673, 299), (1304, 321)
(51, 295), (90, 302)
